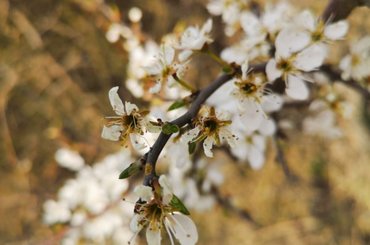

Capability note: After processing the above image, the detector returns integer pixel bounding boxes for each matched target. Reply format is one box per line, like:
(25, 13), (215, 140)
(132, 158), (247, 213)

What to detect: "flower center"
(123, 114), (138, 129)
(277, 59), (292, 72)
(203, 118), (218, 133)
(241, 82), (258, 95)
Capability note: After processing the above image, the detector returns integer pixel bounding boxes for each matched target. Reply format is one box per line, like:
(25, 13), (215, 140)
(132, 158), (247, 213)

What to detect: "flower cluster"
(44, 1), (370, 244)
(43, 148), (134, 244)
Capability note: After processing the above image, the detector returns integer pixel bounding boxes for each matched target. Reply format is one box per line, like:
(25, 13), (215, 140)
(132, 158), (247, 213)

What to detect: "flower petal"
(275, 28), (310, 58)
(181, 127), (200, 143)
(125, 101), (139, 115)
(286, 75), (309, 100)
(159, 175), (173, 205)
(167, 213), (198, 245)
(149, 82), (162, 94)
(248, 145), (265, 170)
(203, 136), (215, 157)
(266, 59), (282, 81)
(101, 125), (122, 141)
(294, 44), (327, 72)
(324, 20), (348, 40)
(146, 228), (161, 245)
(219, 128), (237, 148)
(295, 10), (316, 32)
(109, 87), (125, 115)
(130, 133), (148, 152)
(241, 60), (249, 80)
(133, 185), (153, 201)
(129, 214), (142, 233)
(163, 45), (175, 65)
(202, 19), (213, 34)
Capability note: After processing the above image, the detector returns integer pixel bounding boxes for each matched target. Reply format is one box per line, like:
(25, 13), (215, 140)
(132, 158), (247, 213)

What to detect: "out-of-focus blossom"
(43, 150), (134, 244)
(340, 35), (370, 81)
(55, 148), (85, 171)
(178, 19), (213, 61)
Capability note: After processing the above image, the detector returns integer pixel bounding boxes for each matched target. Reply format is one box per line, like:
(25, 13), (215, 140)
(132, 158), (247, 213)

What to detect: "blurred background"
(1, 0), (370, 244)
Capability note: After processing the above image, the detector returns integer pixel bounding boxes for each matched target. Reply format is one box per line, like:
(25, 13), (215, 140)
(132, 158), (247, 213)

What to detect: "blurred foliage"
(0, 0), (370, 244)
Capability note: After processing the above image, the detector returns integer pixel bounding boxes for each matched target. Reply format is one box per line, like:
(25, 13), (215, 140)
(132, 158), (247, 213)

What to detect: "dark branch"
(322, 0), (368, 22)
(143, 64), (266, 186)
(320, 64), (370, 100)
(211, 186), (260, 228)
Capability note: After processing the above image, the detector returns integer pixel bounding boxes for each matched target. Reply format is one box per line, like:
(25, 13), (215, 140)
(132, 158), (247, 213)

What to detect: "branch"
(272, 134), (298, 182)
(320, 64), (370, 100)
(143, 63), (266, 186)
(211, 186), (260, 227)
(322, 0), (369, 22)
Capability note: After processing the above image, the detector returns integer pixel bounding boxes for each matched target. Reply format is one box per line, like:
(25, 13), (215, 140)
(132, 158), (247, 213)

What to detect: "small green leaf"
(168, 100), (186, 111)
(222, 66), (233, 74)
(170, 194), (190, 215)
(162, 123), (180, 135)
(188, 141), (196, 154)
(119, 162), (141, 179)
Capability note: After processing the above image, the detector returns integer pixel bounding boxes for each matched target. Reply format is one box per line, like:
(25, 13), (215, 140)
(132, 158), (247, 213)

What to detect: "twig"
(211, 186), (260, 228)
(143, 63), (266, 186)
(272, 134), (298, 182)
(322, 0), (368, 22)
(320, 64), (370, 100)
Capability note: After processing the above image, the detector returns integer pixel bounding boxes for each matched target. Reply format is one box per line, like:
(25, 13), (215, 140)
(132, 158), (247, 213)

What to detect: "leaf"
(188, 141), (196, 154)
(162, 123), (180, 135)
(168, 100), (186, 111)
(170, 194), (190, 215)
(119, 161), (141, 179)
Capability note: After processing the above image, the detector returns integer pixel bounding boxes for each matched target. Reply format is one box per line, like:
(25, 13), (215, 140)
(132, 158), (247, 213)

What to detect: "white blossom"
(55, 148), (85, 171)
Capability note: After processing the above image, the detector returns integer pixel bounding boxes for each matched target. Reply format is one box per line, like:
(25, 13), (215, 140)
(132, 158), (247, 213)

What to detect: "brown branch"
(320, 64), (370, 100)
(322, 0), (368, 22)
(211, 186), (260, 228)
(143, 63), (266, 186)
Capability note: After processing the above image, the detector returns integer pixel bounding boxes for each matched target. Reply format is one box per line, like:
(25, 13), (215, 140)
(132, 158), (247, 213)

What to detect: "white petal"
(146, 228), (161, 245)
(324, 21), (348, 40)
(219, 128), (237, 147)
(203, 137), (215, 157)
(240, 12), (262, 36)
(129, 214), (142, 232)
(248, 146), (265, 170)
(295, 10), (316, 32)
(286, 75), (309, 100)
(179, 50), (193, 62)
(163, 45), (175, 65)
(241, 60), (249, 80)
(125, 101), (139, 115)
(261, 94), (283, 112)
(181, 127), (200, 143)
(167, 213), (198, 245)
(149, 82), (162, 94)
(294, 44), (327, 72)
(145, 62), (162, 76)
(55, 148), (85, 171)
(266, 59), (282, 81)
(159, 175), (173, 205)
(101, 125), (122, 141)
(130, 134), (148, 151)
(134, 185), (153, 201)
(109, 86), (125, 115)
(202, 18), (213, 34)
(275, 28), (310, 58)
(258, 118), (276, 136)
(238, 101), (264, 132)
